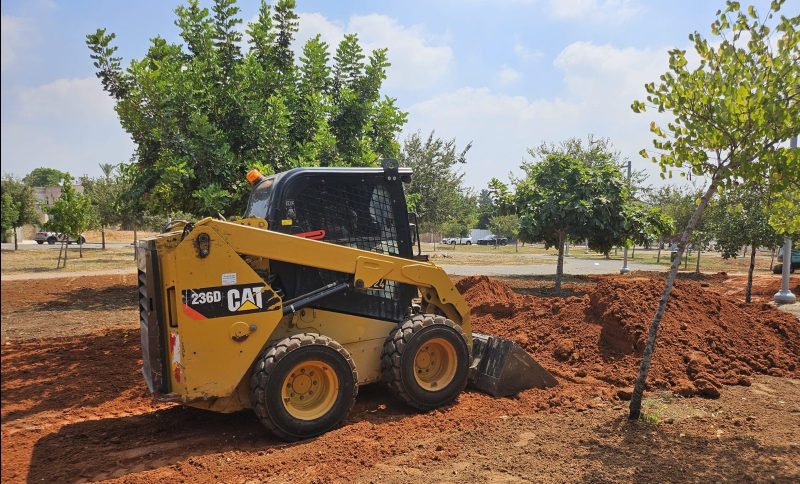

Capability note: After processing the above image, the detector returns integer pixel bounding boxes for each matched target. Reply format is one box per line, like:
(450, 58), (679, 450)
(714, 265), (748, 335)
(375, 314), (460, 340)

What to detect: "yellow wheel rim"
(281, 360), (339, 420)
(413, 338), (457, 391)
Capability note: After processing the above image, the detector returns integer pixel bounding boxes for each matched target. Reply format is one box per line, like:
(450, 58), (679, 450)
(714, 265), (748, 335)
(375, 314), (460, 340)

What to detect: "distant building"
(32, 184), (84, 223)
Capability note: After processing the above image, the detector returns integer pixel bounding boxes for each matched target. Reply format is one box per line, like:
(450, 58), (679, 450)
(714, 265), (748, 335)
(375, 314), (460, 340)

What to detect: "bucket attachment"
(468, 333), (557, 397)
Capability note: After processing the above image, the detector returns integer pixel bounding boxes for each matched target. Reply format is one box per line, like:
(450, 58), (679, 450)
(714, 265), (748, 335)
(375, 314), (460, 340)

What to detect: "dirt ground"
(1, 273), (798, 482)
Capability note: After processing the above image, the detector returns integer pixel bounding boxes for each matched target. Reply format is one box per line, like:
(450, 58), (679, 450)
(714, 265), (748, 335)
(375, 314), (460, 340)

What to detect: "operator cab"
(244, 160), (419, 322)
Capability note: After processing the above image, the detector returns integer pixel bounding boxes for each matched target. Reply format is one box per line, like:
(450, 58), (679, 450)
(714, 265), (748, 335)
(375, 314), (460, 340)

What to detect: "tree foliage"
(87, 0), (407, 217)
(400, 131), (473, 234)
(45, 175), (94, 240)
(1, 176), (41, 249)
(712, 186), (781, 259)
(488, 214), (520, 240)
(516, 152), (627, 291)
(83, 164), (126, 248)
(768, 184), (800, 235)
(23, 167), (69, 187)
(1, 191), (19, 241)
(629, 0), (800, 420)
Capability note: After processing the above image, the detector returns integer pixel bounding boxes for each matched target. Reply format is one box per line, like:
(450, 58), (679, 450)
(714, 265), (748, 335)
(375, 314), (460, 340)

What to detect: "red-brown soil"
(1, 273), (799, 482)
(458, 275), (799, 401)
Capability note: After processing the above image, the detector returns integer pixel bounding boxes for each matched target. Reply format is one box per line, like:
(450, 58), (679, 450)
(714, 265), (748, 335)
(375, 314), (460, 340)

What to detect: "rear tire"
(466, 241), (471, 245)
(47, 237), (56, 245)
(381, 314), (469, 411)
(36, 241), (44, 245)
(250, 333), (357, 441)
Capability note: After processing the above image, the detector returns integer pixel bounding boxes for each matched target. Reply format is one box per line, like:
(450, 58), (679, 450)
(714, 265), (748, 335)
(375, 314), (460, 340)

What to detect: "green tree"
(488, 214), (520, 247)
(628, 1), (800, 420)
(768, 184), (800, 236)
(46, 175), (94, 265)
(516, 153), (627, 292)
(87, 0), (406, 217)
(1, 176), (41, 250)
(487, 178), (515, 216)
(400, 131), (472, 234)
(83, 164), (124, 249)
(1, 192), (19, 242)
(99, 163), (116, 179)
(712, 185), (782, 301)
(23, 167), (69, 187)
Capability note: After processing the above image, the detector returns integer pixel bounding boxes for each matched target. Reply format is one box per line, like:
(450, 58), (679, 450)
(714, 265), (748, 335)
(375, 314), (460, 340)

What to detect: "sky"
(1, 0), (796, 190)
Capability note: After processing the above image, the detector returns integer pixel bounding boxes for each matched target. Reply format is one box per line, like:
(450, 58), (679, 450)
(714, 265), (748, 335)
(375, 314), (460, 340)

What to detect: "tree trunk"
(770, 249), (775, 272)
(79, 240), (83, 258)
(745, 243), (757, 304)
(695, 246), (701, 274)
(515, 240), (518, 253)
(63, 242), (68, 268)
(101, 227), (106, 250)
(631, 245), (636, 259)
(13, 227), (18, 250)
(656, 238), (662, 263)
(555, 233), (565, 293)
(684, 248), (689, 269)
(629, 180), (718, 420)
(743, 246), (747, 258)
(133, 227), (138, 260)
(56, 242), (64, 269)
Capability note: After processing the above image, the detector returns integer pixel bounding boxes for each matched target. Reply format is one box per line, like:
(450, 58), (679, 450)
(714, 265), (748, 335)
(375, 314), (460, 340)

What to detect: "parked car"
(773, 246), (800, 274)
(440, 237), (453, 244)
(477, 235), (508, 246)
(34, 231), (87, 245)
(448, 237), (472, 245)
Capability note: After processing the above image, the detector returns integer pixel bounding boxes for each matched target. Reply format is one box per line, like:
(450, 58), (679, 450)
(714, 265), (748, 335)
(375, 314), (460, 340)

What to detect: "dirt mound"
(456, 275), (522, 317)
(469, 277), (800, 400)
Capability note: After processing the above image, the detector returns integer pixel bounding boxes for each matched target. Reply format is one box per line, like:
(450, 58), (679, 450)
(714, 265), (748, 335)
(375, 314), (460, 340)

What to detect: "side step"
(468, 332), (558, 397)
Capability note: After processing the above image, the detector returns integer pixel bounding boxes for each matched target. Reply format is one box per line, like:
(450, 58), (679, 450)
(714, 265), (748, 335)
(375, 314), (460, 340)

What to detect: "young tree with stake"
(628, 1), (799, 420)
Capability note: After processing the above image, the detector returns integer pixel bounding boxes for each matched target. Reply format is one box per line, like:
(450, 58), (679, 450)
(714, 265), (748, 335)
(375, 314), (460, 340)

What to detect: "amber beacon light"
(246, 169), (265, 186)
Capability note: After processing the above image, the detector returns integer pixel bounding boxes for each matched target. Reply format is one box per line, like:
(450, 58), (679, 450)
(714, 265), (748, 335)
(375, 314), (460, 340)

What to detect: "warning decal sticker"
(181, 283), (281, 320)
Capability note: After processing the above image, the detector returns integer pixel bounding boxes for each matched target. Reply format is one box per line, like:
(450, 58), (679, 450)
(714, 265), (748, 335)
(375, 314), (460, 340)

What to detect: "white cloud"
(18, 77), (118, 121)
(547, 0), (640, 22)
(404, 41), (670, 188)
(294, 12), (453, 91)
(1, 15), (25, 71)
(514, 41), (543, 62)
(2, 77), (133, 176)
(497, 65), (521, 84)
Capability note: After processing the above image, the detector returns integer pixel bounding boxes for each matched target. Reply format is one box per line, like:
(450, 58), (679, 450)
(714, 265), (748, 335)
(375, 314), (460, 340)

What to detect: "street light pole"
(774, 135), (797, 304)
(620, 159), (632, 274)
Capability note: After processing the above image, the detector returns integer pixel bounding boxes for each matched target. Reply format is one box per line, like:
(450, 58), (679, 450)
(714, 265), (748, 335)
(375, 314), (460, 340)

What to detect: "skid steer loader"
(136, 160), (556, 441)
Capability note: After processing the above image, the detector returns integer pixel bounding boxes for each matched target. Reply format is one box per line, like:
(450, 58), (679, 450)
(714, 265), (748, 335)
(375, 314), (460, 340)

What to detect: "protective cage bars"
(273, 173), (416, 322)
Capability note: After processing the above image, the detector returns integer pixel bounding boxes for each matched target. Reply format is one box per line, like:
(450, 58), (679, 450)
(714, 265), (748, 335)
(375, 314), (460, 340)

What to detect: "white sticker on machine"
(221, 272), (238, 285)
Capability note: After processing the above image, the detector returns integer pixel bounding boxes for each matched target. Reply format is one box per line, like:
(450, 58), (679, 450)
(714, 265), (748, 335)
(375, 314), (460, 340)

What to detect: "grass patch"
(1, 247), (136, 274)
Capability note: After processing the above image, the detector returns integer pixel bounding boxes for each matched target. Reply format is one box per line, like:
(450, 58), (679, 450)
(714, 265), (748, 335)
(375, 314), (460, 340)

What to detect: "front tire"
(466, 241), (472, 245)
(36, 241), (44, 245)
(47, 237), (56, 245)
(250, 333), (357, 441)
(381, 315), (469, 411)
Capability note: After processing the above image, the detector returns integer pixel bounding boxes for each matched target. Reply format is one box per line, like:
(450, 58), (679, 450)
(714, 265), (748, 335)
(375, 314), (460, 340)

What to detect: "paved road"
(440, 256), (654, 276)
(1, 241), (129, 250)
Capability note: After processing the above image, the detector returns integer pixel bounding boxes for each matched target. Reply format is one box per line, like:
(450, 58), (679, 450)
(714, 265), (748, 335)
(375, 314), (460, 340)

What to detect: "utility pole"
(774, 136), (797, 304)
(620, 159), (632, 274)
